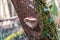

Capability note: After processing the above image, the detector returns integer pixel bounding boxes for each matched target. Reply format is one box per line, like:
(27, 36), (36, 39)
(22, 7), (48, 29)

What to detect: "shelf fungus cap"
(24, 17), (38, 29)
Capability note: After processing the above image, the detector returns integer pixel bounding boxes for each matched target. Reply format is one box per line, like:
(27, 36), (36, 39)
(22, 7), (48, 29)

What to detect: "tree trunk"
(11, 0), (58, 40)
(11, 0), (43, 40)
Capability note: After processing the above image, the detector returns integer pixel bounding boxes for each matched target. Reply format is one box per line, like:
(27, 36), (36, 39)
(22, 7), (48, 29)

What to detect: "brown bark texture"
(11, 0), (49, 40)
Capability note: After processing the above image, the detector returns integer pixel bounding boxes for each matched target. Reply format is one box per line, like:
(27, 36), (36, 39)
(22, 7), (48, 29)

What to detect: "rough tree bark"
(11, 0), (43, 40)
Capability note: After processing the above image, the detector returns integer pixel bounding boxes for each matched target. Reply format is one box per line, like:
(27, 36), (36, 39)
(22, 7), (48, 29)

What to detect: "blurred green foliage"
(35, 0), (58, 40)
